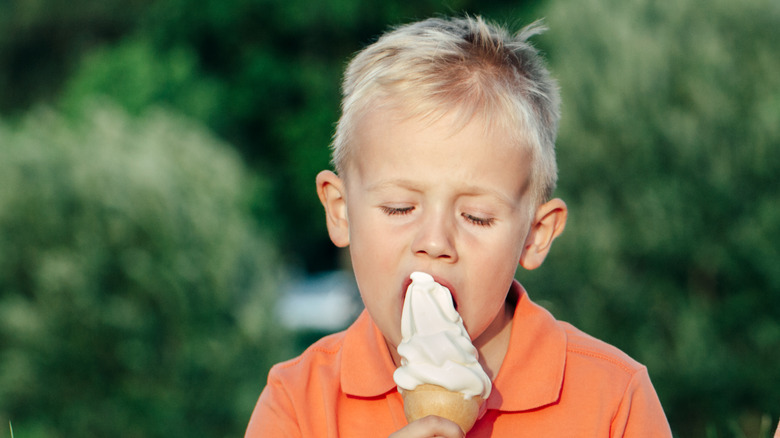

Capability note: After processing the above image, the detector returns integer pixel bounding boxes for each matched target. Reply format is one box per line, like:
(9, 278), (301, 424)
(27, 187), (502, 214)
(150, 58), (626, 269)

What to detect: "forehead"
(348, 98), (517, 155)
(346, 106), (532, 202)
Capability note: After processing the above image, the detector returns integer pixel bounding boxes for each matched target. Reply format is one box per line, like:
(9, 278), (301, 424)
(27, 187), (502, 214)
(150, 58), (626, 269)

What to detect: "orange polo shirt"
(246, 281), (672, 437)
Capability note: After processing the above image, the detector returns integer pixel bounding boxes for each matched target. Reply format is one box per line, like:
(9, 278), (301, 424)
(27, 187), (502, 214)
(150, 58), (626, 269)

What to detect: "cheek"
(463, 278), (511, 330)
(460, 240), (522, 333)
(350, 212), (409, 262)
(350, 231), (397, 274)
(350, 258), (404, 349)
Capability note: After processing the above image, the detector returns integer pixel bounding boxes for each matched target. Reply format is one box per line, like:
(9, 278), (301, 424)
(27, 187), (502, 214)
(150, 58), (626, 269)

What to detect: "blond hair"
(332, 16), (560, 207)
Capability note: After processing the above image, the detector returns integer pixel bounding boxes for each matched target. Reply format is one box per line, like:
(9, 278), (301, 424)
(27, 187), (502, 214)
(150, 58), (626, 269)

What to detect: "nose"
(411, 209), (458, 262)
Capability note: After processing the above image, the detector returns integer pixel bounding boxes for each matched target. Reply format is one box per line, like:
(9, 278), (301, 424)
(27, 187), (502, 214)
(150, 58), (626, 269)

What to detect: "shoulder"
(246, 331), (348, 437)
(559, 323), (672, 435)
(558, 321), (657, 407)
(268, 330), (347, 384)
(561, 322), (645, 376)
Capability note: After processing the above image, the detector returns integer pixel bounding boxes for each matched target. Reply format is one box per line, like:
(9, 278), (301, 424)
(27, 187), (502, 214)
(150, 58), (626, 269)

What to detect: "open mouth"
(402, 273), (459, 311)
(430, 275), (459, 311)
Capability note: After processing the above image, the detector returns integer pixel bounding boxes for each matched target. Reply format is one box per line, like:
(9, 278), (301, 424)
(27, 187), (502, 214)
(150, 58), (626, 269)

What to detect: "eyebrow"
(365, 179), (424, 193)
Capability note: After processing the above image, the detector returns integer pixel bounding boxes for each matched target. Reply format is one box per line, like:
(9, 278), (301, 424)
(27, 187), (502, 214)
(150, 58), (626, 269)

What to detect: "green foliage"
(521, 0), (780, 435)
(62, 36), (227, 126)
(0, 0), (156, 114)
(0, 103), (287, 437)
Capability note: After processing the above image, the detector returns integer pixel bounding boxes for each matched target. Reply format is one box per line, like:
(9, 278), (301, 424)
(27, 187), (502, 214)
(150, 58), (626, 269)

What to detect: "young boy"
(246, 16), (672, 437)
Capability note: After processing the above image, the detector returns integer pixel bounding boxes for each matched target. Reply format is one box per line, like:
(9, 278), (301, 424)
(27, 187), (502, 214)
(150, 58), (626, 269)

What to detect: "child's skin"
(316, 105), (568, 437)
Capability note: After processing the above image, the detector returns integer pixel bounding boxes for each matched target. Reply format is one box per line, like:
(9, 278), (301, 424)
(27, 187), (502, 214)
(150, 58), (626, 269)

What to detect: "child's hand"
(389, 415), (465, 438)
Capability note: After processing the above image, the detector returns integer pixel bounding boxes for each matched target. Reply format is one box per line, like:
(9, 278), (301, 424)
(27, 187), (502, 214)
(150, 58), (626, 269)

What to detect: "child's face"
(318, 106), (562, 358)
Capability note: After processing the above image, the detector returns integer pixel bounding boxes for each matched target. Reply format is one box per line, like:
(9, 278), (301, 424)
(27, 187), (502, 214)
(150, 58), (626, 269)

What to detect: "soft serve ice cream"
(393, 272), (491, 432)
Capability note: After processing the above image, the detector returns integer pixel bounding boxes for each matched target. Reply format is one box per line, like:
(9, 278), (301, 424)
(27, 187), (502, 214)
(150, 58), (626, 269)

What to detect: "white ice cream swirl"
(393, 272), (492, 400)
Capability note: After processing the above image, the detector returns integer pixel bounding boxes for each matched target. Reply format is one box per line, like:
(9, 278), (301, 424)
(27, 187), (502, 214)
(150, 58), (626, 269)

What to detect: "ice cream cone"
(402, 384), (483, 434)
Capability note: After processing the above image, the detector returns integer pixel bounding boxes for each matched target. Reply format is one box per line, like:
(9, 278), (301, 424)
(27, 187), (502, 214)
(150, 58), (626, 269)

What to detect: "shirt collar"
(340, 280), (567, 410)
(489, 280), (566, 411)
(341, 310), (398, 397)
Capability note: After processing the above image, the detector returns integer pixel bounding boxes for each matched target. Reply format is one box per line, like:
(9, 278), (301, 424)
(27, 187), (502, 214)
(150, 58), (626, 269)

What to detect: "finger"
(388, 415), (465, 438)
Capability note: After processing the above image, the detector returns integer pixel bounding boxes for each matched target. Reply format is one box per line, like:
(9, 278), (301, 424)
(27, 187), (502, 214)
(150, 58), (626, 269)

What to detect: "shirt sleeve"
(611, 367), (673, 437)
(245, 366), (302, 438)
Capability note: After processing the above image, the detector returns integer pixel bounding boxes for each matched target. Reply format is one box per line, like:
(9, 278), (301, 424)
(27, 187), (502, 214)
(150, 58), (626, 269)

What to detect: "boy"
(246, 15), (672, 437)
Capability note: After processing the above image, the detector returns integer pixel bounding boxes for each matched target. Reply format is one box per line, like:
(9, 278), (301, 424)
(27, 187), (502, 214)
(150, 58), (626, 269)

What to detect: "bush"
(0, 103), (286, 437)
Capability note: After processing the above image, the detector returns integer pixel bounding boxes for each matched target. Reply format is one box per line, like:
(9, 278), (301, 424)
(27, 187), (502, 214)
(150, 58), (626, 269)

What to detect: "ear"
(316, 170), (350, 247)
(519, 198), (568, 270)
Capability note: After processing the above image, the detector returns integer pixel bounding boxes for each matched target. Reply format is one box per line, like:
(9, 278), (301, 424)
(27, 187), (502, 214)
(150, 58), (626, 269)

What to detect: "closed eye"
(462, 213), (495, 227)
(381, 206), (415, 216)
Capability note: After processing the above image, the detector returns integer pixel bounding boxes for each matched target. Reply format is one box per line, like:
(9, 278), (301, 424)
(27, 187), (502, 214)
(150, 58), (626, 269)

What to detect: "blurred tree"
(0, 0), (157, 115)
(521, 0), (780, 435)
(0, 102), (287, 437)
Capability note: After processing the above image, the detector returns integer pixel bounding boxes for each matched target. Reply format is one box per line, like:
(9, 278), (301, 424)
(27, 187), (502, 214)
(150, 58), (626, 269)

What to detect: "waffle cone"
(401, 384), (483, 434)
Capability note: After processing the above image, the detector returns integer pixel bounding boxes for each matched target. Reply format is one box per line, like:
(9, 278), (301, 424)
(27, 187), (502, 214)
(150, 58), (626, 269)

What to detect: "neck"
(388, 339), (402, 368)
(474, 300), (515, 380)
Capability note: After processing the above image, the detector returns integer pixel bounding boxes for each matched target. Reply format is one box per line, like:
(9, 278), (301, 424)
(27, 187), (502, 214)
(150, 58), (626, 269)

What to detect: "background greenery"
(0, 0), (777, 437)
